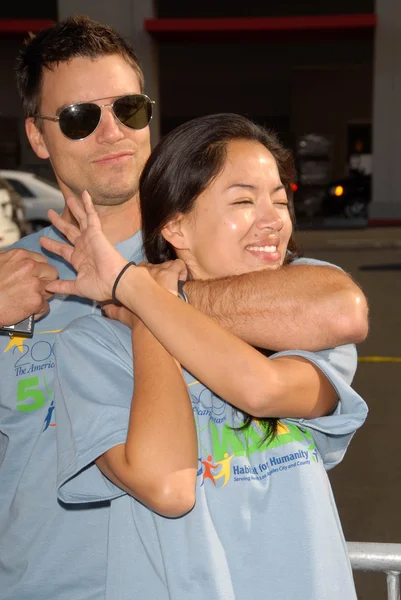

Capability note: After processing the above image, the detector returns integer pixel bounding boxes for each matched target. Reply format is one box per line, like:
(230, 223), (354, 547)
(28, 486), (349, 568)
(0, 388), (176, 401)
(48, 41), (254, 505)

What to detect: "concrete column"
(57, 0), (160, 148)
(371, 0), (401, 220)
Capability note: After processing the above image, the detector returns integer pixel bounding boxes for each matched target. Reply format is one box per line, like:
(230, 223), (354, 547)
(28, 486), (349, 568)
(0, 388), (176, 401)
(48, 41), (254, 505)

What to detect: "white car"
(0, 188), (20, 248)
(0, 170), (64, 232)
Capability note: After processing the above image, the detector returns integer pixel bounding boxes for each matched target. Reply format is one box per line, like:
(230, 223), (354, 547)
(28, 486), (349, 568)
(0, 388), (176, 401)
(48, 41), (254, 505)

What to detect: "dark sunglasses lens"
(59, 103), (101, 140)
(113, 95), (152, 130)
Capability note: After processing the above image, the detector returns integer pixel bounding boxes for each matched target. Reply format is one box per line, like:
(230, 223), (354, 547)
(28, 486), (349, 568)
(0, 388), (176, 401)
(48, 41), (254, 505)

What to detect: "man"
(0, 15), (368, 600)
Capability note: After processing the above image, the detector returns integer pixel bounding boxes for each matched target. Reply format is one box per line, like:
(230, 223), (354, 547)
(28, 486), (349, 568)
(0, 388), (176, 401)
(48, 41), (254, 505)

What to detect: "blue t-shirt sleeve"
(55, 315), (133, 504)
(270, 348), (368, 470)
(290, 256), (344, 270)
(307, 343), (357, 385)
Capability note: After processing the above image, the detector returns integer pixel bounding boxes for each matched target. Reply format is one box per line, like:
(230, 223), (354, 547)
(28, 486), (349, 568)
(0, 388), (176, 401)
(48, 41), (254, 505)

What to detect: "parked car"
(0, 176), (30, 236)
(321, 173), (371, 219)
(0, 186), (21, 248)
(0, 170), (64, 232)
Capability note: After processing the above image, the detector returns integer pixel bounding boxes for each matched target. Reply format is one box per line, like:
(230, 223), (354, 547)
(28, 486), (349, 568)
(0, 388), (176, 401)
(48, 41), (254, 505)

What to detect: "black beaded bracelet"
(111, 261), (136, 304)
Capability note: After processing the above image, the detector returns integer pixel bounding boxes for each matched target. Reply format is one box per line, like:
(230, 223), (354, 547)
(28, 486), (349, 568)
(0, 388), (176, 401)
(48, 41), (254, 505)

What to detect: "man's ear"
(161, 214), (190, 251)
(25, 118), (50, 159)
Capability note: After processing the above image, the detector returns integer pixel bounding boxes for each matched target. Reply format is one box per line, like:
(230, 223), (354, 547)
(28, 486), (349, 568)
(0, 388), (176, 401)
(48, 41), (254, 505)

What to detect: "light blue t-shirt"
(54, 307), (367, 598)
(0, 226), (144, 600)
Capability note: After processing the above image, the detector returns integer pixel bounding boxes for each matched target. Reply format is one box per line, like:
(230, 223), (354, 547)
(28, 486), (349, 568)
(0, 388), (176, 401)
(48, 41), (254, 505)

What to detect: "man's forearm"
(184, 265), (368, 352)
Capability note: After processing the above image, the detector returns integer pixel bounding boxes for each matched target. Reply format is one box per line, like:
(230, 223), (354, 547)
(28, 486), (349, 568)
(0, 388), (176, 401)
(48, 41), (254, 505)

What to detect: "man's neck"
(62, 197), (141, 244)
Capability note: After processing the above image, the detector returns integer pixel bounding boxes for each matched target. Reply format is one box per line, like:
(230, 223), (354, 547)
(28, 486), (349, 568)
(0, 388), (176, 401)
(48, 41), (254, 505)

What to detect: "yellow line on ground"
(358, 356), (401, 363)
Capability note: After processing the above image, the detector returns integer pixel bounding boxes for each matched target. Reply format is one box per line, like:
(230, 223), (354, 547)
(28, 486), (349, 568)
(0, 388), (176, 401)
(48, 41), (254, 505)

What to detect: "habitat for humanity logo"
(197, 422), (319, 488)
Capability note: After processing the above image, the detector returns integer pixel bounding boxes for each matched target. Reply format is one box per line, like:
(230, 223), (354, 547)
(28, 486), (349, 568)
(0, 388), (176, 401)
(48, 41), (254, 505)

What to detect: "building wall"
(159, 37), (373, 179)
(0, 3), (57, 19)
(0, 39), (31, 171)
(370, 0), (401, 219)
(156, 0), (374, 18)
(0, 0), (58, 174)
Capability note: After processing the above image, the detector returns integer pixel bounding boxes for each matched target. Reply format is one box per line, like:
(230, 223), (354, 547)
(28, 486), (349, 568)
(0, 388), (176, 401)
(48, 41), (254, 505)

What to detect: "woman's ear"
(161, 213), (190, 251)
(25, 118), (50, 160)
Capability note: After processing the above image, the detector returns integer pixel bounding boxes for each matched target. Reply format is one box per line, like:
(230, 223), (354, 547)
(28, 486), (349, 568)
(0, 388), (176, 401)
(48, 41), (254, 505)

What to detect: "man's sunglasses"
(36, 94), (154, 141)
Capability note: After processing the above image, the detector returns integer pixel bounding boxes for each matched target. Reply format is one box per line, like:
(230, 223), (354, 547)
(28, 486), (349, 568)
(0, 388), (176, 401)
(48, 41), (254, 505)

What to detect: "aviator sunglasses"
(36, 93), (154, 141)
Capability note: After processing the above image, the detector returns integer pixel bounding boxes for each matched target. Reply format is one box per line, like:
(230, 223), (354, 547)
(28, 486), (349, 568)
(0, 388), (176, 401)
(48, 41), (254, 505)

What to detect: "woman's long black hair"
(139, 113), (301, 444)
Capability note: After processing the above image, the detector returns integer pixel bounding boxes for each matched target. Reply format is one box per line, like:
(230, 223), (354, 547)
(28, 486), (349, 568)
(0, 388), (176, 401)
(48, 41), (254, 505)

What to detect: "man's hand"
(0, 248), (58, 327)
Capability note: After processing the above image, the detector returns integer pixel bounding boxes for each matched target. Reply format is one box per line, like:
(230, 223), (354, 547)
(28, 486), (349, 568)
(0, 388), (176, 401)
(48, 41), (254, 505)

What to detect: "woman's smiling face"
(172, 139), (293, 280)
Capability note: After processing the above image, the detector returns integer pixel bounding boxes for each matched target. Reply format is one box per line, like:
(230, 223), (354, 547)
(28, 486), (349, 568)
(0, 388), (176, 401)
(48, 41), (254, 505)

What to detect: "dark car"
(321, 173), (371, 219)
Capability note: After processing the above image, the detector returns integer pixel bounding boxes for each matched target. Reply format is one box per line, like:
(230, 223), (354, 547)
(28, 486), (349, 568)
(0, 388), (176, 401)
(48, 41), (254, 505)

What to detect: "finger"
(40, 236), (74, 264)
(45, 279), (77, 296)
(12, 249), (50, 265)
(161, 261), (179, 270)
(47, 209), (81, 244)
(173, 259), (188, 280)
(0, 248), (50, 266)
(36, 265), (59, 282)
(81, 190), (101, 228)
(81, 189), (96, 213)
(66, 195), (88, 230)
(40, 290), (55, 302)
(103, 304), (119, 320)
(103, 304), (133, 324)
(34, 301), (50, 321)
(146, 261), (176, 273)
(166, 259), (188, 275)
(174, 259), (187, 270)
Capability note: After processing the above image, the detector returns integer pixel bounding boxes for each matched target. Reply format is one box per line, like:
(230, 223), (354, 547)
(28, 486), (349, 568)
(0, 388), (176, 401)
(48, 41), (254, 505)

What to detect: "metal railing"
(348, 542), (401, 600)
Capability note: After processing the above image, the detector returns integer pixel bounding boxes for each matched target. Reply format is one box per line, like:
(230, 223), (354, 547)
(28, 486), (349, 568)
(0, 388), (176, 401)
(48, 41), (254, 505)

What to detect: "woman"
(42, 114), (367, 599)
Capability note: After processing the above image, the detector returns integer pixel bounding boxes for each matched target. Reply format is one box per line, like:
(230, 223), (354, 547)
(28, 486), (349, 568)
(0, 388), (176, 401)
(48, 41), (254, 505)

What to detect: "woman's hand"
(135, 260), (188, 296)
(103, 259), (187, 328)
(102, 303), (139, 329)
(40, 191), (127, 301)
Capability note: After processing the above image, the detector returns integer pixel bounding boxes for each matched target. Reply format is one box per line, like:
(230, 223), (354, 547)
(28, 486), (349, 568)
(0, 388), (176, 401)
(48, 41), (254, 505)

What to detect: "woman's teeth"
(247, 245), (277, 253)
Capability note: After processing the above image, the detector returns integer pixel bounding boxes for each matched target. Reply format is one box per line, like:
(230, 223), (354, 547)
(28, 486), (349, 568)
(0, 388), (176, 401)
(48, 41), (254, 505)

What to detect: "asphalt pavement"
(297, 225), (401, 599)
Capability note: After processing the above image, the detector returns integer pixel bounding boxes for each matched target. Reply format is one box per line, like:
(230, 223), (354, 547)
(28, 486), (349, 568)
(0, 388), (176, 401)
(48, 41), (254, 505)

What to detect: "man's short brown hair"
(16, 14), (145, 118)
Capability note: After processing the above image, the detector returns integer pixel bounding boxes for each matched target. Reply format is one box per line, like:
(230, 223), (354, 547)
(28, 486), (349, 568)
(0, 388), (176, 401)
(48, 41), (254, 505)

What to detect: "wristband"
(112, 261), (136, 304)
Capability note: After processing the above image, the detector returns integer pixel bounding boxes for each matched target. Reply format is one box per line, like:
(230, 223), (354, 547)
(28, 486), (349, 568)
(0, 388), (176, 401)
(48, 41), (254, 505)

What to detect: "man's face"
(27, 55), (151, 207)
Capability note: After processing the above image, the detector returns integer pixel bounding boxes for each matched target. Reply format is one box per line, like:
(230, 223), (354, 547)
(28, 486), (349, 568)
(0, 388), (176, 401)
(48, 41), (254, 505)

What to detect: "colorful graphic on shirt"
(8, 337), (56, 380)
(310, 443), (319, 463)
(2, 330), (57, 429)
(199, 453), (234, 487)
(189, 378), (318, 490)
(201, 455), (218, 486)
(43, 399), (56, 431)
(3, 328), (62, 354)
(196, 422), (316, 488)
(4, 334), (26, 353)
(213, 453), (234, 487)
(16, 374), (53, 413)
